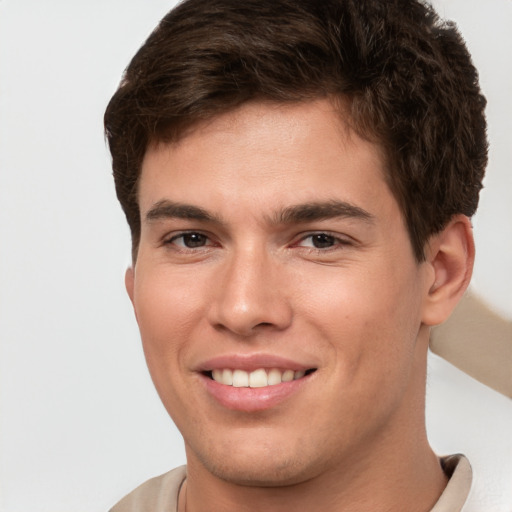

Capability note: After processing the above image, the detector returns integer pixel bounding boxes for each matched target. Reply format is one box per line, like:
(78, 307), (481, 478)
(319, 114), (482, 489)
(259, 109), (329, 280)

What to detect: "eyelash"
(294, 232), (353, 251)
(164, 231), (215, 250)
(163, 231), (352, 252)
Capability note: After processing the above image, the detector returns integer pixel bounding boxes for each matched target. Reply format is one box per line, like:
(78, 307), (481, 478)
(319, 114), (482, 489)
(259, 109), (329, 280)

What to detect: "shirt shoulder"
(110, 466), (187, 512)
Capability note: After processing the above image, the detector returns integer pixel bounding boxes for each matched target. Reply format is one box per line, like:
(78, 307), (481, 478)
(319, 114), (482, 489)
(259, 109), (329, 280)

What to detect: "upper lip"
(196, 353), (317, 373)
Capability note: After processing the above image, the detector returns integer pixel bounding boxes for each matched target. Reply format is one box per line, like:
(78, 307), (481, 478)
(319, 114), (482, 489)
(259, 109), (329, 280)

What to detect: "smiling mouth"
(204, 368), (317, 388)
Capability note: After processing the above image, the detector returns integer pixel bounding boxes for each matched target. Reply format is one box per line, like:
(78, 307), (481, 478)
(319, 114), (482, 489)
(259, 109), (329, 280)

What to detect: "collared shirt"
(432, 455), (472, 512)
(110, 454), (473, 512)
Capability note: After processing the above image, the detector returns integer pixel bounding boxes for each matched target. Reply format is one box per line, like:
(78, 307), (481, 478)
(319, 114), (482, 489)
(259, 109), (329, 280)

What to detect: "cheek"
(302, 260), (423, 369)
(131, 270), (205, 422)
(133, 269), (203, 368)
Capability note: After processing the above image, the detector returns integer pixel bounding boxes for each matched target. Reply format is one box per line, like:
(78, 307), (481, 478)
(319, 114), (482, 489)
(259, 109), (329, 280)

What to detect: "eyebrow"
(271, 200), (374, 225)
(145, 200), (222, 223)
(145, 199), (374, 226)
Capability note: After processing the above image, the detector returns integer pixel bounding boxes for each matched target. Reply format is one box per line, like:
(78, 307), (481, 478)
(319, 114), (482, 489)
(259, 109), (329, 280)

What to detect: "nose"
(207, 246), (293, 337)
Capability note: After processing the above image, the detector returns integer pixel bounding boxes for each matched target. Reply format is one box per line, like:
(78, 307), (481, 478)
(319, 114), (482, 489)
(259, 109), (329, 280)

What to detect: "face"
(128, 100), (433, 487)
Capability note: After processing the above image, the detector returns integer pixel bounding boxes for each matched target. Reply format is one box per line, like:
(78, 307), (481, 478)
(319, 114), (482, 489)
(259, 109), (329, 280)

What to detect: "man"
(104, 0), (487, 510)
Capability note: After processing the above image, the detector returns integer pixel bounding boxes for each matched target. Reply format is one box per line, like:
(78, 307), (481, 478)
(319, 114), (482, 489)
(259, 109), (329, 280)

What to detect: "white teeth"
(267, 368), (282, 386)
(249, 368), (268, 388)
(281, 370), (294, 382)
(232, 369), (249, 387)
(210, 367), (311, 387)
(221, 369), (233, 385)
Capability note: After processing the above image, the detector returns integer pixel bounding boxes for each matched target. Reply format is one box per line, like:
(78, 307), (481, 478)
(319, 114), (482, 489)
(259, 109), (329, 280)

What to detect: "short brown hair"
(104, 0), (487, 261)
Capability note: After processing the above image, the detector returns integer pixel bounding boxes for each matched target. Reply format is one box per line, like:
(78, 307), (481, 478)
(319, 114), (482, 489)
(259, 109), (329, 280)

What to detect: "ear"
(421, 215), (475, 326)
(125, 266), (135, 306)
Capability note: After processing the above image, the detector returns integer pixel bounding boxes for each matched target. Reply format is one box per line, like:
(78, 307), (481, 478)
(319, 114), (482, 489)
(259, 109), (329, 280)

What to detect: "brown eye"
(295, 232), (351, 251)
(310, 233), (336, 248)
(171, 232), (209, 248)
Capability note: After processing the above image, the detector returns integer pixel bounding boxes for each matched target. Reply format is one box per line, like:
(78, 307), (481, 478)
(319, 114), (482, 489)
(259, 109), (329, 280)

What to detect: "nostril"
(255, 322), (274, 328)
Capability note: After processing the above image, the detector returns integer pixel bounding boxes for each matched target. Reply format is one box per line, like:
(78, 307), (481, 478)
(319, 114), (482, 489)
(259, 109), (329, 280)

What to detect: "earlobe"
(421, 215), (475, 326)
(125, 267), (135, 305)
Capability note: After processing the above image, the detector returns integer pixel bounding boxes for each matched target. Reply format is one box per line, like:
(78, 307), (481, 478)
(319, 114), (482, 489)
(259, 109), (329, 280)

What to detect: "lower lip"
(201, 374), (310, 412)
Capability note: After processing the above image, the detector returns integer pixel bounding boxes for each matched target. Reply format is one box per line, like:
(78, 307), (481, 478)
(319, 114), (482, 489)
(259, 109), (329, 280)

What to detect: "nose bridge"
(209, 242), (291, 336)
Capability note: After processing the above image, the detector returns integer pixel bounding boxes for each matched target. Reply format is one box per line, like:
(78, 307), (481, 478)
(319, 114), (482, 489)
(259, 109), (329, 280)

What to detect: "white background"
(0, 1), (510, 511)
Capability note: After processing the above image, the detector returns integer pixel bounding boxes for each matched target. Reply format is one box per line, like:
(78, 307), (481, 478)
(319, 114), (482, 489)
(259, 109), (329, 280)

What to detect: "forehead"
(138, 99), (394, 221)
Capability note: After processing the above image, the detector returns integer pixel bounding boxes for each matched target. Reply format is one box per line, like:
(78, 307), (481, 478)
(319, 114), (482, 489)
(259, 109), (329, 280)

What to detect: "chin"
(207, 460), (311, 487)
(191, 440), (323, 488)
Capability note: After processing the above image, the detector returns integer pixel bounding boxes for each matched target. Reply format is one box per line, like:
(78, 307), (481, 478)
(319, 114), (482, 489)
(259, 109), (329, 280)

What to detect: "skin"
(126, 99), (474, 512)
